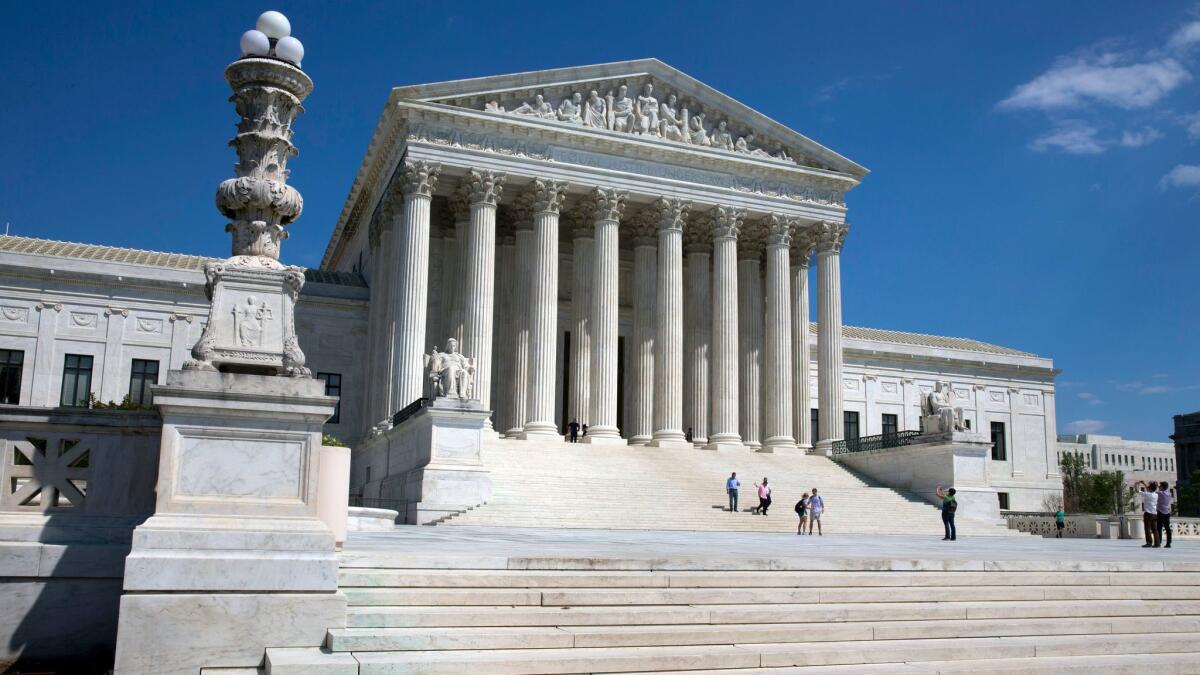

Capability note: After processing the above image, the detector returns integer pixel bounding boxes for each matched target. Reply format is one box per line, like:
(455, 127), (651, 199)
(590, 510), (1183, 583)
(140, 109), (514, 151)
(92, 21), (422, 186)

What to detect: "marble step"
(338, 569), (1200, 589)
(330, 632), (1200, 674)
(343, 584), (1200, 608)
(611, 651), (1200, 675)
(345, 599), (1200, 628)
(263, 647), (356, 674)
(326, 615), (1200, 652)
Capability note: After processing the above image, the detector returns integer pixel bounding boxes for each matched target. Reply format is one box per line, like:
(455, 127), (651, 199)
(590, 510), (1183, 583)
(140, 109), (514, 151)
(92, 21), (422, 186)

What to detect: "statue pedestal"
(113, 370), (344, 674)
(351, 397), (492, 525)
(834, 430), (1002, 525)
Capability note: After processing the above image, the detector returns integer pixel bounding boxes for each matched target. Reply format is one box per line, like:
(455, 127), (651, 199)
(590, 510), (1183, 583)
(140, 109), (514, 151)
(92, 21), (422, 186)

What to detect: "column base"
(503, 427), (525, 439)
(814, 439), (838, 457)
(691, 436), (709, 447)
(705, 433), (743, 451)
(582, 428), (626, 445)
(647, 439), (693, 449)
(745, 440), (762, 450)
(761, 437), (797, 453)
(519, 421), (561, 440)
(627, 434), (652, 446)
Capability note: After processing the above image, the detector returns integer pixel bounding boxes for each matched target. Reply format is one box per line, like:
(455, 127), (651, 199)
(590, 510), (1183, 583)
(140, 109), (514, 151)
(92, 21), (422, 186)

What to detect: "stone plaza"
(0, 10), (1197, 674)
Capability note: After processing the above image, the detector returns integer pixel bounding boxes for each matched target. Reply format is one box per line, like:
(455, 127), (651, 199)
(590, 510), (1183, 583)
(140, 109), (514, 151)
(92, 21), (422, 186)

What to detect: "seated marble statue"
(689, 115), (710, 146)
(557, 92), (583, 124)
(923, 382), (965, 433)
(426, 338), (476, 399)
(583, 90), (607, 128)
(659, 95), (685, 142)
(513, 94), (555, 119)
(611, 85), (635, 133)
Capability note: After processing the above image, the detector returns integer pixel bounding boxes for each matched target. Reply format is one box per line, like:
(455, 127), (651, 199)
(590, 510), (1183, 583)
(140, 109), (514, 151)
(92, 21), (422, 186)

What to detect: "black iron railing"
(391, 397), (430, 427)
(831, 430), (924, 455)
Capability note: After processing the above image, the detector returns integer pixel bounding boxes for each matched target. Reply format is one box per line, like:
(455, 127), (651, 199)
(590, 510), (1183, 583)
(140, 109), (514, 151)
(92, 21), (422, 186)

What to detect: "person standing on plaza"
(936, 485), (957, 541)
(795, 492), (809, 535)
(1138, 482), (1159, 548)
(567, 417), (580, 443)
(1055, 508), (1065, 538)
(808, 488), (824, 535)
(726, 472), (740, 513)
(1157, 481), (1173, 549)
(753, 478), (771, 515)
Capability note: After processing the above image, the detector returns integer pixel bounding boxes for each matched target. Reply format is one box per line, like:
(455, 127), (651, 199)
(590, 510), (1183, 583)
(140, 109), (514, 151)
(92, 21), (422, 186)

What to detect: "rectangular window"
(317, 372), (342, 424)
(60, 354), (93, 407)
(128, 359), (160, 406)
(997, 492), (1010, 510)
(843, 411), (860, 442)
(0, 349), (23, 405)
(990, 421), (1007, 461)
(881, 413), (898, 437)
(811, 408), (819, 440)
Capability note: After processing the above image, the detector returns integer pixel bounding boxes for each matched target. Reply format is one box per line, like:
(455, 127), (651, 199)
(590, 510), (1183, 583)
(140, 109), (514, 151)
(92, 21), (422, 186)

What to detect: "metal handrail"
(831, 430), (924, 455)
(391, 397), (429, 427)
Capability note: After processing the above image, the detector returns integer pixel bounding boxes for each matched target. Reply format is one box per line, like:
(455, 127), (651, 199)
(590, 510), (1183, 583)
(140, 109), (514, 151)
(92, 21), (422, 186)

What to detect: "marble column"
(493, 221), (517, 433)
(391, 160), (439, 408)
(461, 169), (505, 430)
(567, 211), (593, 428)
(522, 179), (569, 438)
(628, 214), (657, 445)
(706, 207), (743, 450)
(364, 210), (394, 428)
(506, 207), (534, 437)
(445, 188), (469, 346)
(737, 226), (764, 449)
(790, 230), (815, 450)
(683, 221), (711, 446)
(762, 215), (795, 451)
(650, 198), (689, 447)
(814, 221), (849, 455)
(585, 187), (627, 443)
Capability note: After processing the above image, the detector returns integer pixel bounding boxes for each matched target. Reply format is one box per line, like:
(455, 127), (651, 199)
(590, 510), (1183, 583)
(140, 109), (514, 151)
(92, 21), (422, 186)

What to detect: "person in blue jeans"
(936, 485), (957, 541)
(726, 472), (740, 513)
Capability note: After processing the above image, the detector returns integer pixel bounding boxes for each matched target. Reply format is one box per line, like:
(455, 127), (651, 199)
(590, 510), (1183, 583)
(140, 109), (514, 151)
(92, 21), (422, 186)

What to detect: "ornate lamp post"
(185, 11), (313, 376)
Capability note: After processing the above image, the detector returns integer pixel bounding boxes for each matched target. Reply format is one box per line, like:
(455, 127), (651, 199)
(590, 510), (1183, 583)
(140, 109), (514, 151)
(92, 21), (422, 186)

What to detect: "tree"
(1059, 453), (1089, 512)
(1057, 454), (1135, 514)
(1180, 470), (1200, 518)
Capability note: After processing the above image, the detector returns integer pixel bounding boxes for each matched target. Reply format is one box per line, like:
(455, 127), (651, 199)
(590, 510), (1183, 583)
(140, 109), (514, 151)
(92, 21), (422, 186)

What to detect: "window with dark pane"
(128, 359), (160, 406)
(317, 372), (342, 424)
(0, 349), (23, 404)
(60, 354), (93, 407)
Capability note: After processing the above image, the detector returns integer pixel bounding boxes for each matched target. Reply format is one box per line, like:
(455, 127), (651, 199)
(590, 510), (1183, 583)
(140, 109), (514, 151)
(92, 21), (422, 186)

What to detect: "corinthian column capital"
(654, 197), (689, 232)
(812, 220), (849, 253)
(400, 160), (441, 198)
(765, 213), (795, 247)
(712, 206), (744, 239)
(790, 227), (818, 268)
(591, 187), (627, 222)
(467, 169), (506, 206)
(532, 179), (569, 215)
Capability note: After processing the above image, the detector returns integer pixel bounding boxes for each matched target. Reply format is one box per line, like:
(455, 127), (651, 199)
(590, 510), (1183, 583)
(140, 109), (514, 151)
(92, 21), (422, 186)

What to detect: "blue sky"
(1, 2), (1196, 441)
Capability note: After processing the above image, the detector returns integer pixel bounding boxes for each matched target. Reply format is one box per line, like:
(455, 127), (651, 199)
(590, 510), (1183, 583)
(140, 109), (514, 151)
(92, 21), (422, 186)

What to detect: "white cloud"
(1169, 20), (1200, 51)
(1181, 112), (1200, 140)
(999, 55), (1190, 111)
(1119, 126), (1164, 147)
(1066, 419), (1107, 434)
(1029, 121), (1105, 154)
(1160, 164), (1200, 189)
(1078, 392), (1104, 406)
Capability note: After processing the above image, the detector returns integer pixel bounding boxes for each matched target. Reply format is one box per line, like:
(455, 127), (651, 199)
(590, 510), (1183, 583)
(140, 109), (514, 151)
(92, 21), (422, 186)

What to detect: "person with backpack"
(936, 485), (957, 541)
(795, 492), (810, 535)
(1054, 509), (1065, 538)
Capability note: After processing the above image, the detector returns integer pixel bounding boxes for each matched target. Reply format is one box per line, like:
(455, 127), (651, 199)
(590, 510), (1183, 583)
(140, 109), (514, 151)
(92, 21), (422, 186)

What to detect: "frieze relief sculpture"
(472, 78), (812, 166)
(426, 337), (477, 399)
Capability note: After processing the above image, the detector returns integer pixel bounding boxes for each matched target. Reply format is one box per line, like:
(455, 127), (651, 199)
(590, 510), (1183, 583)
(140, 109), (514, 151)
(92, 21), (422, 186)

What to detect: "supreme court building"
(0, 60), (1062, 509)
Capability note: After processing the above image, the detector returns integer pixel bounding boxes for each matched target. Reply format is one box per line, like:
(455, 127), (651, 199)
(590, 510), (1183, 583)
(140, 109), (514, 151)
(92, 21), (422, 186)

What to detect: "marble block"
(351, 398), (492, 525)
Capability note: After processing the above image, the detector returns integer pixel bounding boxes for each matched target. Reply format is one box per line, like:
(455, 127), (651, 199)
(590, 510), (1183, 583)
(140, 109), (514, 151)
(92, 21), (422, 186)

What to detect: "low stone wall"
(0, 406), (161, 672)
(1006, 512), (1200, 540)
(347, 506), (399, 531)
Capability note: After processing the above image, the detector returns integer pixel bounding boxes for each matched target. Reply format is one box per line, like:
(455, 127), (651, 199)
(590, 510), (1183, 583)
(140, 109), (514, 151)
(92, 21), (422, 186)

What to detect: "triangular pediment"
(390, 59), (867, 178)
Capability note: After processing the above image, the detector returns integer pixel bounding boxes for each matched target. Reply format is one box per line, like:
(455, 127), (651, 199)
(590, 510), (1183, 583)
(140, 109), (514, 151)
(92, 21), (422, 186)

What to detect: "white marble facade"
(0, 60), (1063, 510)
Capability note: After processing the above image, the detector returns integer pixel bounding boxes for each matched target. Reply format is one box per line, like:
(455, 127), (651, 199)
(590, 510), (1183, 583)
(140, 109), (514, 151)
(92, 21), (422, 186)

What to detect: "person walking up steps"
(726, 472), (740, 513)
(807, 488), (824, 535)
(936, 486), (957, 541)
(753, 478), (771, 515)
(567, 417), (580, 443)
(795, 492), (809, 535)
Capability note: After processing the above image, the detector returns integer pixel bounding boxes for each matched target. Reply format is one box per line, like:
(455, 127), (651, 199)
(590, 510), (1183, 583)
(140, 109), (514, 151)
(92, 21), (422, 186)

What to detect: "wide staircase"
(441, 436), (1017, 536)
(264, 554), (1200, 673)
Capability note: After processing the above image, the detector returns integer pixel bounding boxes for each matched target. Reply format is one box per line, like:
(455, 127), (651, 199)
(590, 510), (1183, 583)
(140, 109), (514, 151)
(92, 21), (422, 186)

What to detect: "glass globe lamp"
(275, 36), (304, 66)
(240, 29), (270, 57)
(255, 11), (291, 40)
